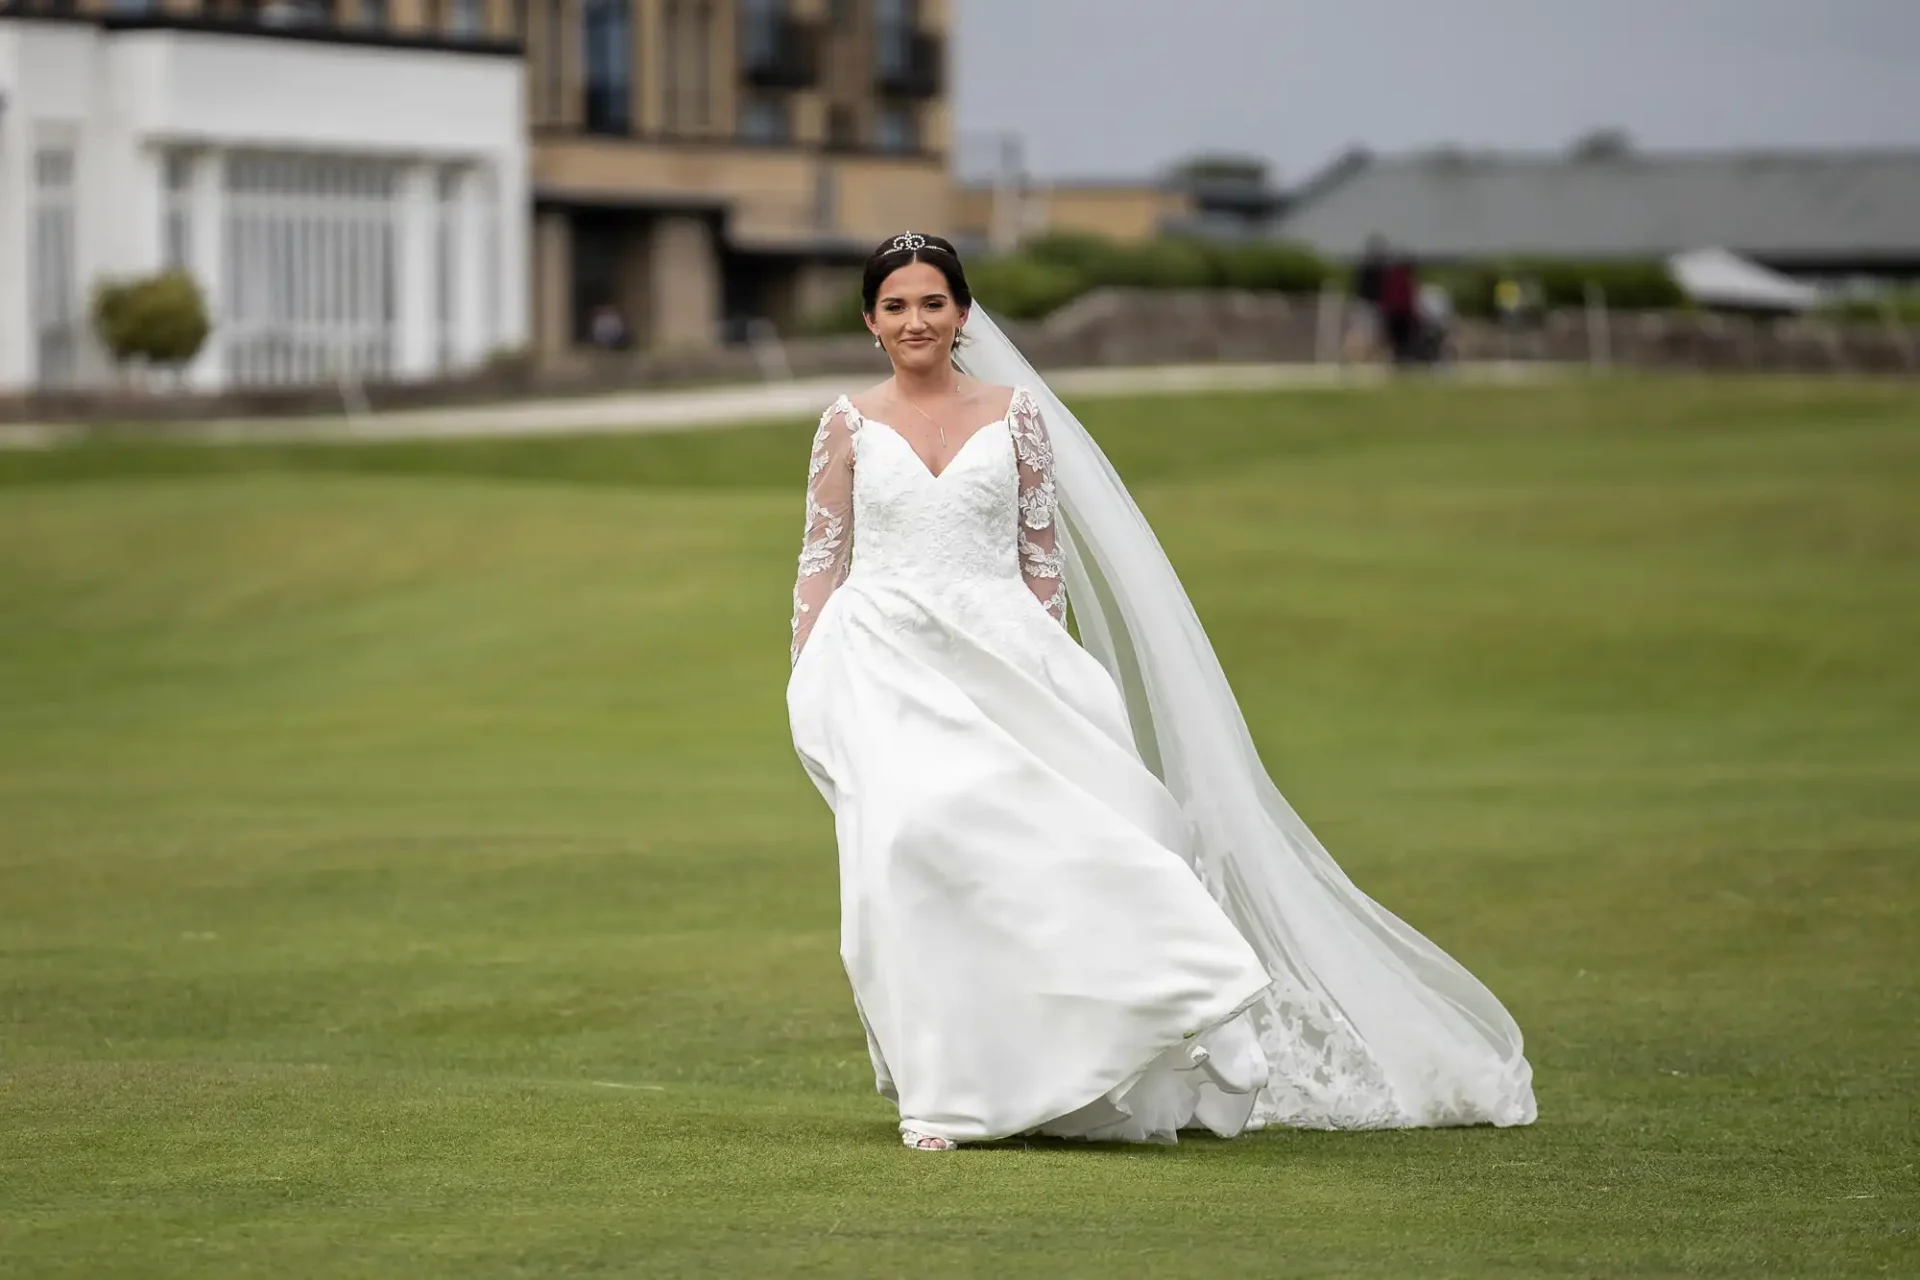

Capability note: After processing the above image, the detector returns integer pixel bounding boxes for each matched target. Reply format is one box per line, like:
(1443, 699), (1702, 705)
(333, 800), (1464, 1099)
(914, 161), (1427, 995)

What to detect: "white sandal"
(901, 1128), (959, 1151)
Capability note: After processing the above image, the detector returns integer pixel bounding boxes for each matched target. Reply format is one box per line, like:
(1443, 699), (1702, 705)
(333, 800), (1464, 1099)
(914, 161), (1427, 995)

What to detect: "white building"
(0, 11), (527, 393)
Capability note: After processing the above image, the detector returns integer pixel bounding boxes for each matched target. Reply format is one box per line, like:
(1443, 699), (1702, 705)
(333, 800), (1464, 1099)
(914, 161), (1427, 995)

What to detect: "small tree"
(1168, 153), (1271, 188)
(1569, 128), (1634, 161)
(93, 270), (212, 386)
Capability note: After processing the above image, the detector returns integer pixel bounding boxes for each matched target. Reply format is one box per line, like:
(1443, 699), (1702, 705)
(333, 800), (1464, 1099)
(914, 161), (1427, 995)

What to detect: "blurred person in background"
(1380, 249), (1422, 365)
(786, 233), (1537, 1153)
(1347, 233), (1390, 361)
(588, 303), (630, 352)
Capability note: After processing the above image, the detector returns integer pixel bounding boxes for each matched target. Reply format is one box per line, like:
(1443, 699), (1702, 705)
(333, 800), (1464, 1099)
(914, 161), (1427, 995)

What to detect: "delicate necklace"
(898, 391), (950, 449)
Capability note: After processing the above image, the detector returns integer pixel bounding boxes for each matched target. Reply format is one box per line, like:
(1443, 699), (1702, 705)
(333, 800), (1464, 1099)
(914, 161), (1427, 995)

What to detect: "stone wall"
(1451, 307), (1920, 375)
(1015, 290), (1920, 376)
(3, 290), (1912, 424)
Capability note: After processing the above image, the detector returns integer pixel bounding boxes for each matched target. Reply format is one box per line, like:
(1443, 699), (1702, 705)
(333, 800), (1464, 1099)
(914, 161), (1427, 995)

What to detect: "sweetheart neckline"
(858, 415), (1010, 482)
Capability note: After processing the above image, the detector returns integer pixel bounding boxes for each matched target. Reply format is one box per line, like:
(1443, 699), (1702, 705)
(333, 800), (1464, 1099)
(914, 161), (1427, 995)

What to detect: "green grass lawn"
(2, 376), (1916, 1277)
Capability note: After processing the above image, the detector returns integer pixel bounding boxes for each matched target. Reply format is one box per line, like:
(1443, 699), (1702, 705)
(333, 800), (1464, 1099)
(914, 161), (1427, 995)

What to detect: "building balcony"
(740, 17), (819, 90)
(874, 29), (941, 99)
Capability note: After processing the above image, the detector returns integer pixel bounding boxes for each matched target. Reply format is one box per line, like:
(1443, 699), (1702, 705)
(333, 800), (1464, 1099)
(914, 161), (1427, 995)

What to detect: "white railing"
(221, 153), (400, 388)
(31, 145), (80, 389)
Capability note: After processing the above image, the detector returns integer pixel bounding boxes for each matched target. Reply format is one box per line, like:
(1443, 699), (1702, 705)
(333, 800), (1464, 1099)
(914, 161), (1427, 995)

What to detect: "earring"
(874, 337), (882, 349)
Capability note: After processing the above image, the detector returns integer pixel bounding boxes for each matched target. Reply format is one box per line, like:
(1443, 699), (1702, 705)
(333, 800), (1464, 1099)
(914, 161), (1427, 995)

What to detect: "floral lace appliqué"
(1008, 389), (1068, 623)
(790, 400), (859, 664)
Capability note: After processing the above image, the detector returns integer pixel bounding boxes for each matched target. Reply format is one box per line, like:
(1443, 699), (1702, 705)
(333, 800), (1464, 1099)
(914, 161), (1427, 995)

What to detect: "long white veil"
(958, 307), (1536, 1129)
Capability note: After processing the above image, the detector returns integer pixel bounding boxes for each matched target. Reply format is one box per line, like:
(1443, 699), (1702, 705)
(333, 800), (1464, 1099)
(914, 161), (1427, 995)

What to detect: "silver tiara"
(891, 231), (928, 252)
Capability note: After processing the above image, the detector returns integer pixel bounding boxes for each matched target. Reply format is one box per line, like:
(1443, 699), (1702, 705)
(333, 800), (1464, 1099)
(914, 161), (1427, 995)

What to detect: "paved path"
(0, 361), (1565, 451)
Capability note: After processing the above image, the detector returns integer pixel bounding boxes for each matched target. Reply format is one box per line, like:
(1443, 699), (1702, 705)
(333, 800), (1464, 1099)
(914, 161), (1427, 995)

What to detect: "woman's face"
(867, 261), (967, 374)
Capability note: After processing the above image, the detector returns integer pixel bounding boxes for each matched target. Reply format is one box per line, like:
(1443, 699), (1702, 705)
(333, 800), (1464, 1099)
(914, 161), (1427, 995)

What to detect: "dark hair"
(861, 233), (972, 317)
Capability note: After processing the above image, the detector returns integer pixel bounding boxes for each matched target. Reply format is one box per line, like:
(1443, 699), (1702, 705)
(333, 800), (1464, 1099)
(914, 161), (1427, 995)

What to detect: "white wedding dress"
(789, 389), (1272, 1144)
(789, 345), (1536, 1146)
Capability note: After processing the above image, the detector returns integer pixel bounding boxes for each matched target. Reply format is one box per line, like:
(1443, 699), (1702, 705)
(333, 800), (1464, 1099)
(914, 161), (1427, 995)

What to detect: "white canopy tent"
(1667, 247), (1825, 313)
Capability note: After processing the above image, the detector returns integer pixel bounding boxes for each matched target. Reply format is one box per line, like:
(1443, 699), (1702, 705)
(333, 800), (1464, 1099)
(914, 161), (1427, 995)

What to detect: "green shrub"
(1426, 265), (1500, 318)
(92, 271), (212, 370)
(1417, 259), (1681, 316)
(1169, 154), (1270, 186)
(963, 257), (1090, 320)
(1022, 232), (1124, 277)
(1527, 260), (1682, 311)
(797, 237), (1688, 335)
(1096, 239), (1217, 290)
(1210, 241), (1335, 293)
(1012, 235), (1336, 297)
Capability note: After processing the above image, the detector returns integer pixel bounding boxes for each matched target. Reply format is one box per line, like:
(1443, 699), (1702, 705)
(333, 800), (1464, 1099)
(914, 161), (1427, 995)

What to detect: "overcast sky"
(951, 0), (1920, 182)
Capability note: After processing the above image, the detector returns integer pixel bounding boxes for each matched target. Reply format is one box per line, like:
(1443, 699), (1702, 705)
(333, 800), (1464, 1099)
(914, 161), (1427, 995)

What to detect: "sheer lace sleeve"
(791, 400), (858, 665)
(1009, 388), (1067, 625)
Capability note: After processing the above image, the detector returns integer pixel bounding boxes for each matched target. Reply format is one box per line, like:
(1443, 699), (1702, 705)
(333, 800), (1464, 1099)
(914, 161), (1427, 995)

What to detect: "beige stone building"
(954, 180), (1196, 248)
(953, 172), (1286, 251)
(525, 0), (954, 357)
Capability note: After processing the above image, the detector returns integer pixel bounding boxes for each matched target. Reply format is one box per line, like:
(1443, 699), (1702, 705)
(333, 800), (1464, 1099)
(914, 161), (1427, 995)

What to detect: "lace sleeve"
(791, 401), (857, 665)
(1009, 388), (1067, 625)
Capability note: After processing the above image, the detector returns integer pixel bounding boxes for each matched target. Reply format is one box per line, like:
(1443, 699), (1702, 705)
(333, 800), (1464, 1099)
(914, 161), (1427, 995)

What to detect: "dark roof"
(1275, 147), (1920, 265)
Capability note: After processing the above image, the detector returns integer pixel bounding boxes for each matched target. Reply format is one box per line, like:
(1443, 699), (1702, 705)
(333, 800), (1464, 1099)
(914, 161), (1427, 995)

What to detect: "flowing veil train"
(956, 308), (1537, 1129)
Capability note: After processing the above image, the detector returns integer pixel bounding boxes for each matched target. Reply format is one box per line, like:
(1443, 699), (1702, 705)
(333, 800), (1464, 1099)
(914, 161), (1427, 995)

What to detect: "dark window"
(875, 103), (916, 154)
(739, 95), (791, 144)
(741, 0), (783, 63)
(874, 0), (914, 77)
(583, 0), (633, 135)
(446, 0), (484, 36)
(210, 0), (340, 27)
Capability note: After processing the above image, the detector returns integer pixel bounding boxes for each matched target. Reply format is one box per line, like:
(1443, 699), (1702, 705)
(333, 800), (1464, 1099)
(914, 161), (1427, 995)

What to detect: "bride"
(787, 233), (1537, 1151)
